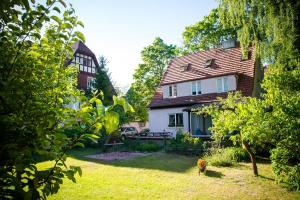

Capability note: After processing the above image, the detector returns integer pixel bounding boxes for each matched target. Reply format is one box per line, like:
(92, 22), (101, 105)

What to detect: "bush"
(204, 147), (249, 167)
(166, 130), (204, 155)
(125, 140), (161, 152)
(287, 164), (300, 191)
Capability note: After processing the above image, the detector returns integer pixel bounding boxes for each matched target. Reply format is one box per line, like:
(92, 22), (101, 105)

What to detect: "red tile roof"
(149, 46), (256, 109)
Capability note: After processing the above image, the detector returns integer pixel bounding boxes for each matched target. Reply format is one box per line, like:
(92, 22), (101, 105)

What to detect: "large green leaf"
(104, 111), (119, 134)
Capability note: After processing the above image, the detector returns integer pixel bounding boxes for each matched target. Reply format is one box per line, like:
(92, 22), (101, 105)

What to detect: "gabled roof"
(72, 40), (96, 58)
(160, 46), (255, 85)
(149, 46), (256, 109)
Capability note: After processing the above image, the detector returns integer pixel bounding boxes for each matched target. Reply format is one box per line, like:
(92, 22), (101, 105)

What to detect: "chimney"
(222, 38), (237, 49)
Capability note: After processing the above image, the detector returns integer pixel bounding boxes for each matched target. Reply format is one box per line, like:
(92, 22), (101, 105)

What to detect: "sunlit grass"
(37, 150), (300, 200)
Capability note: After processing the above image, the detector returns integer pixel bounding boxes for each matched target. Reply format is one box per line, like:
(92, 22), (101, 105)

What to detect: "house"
(148, 42), (263, 138)
(66, 41), (115, 109)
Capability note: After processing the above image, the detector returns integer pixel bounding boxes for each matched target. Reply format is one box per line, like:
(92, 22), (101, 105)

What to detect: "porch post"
(188, 111), (191, 133)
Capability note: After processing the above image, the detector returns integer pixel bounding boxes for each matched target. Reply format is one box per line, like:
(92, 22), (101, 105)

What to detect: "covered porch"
(184, 104), (213, 138)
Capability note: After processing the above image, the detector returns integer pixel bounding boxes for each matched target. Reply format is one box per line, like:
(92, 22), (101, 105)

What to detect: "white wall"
(162, 75), (237, 98)
(149, 107), (189, 137)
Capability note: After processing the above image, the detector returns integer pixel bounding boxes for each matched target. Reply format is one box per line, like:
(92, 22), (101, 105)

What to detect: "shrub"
(204, 147), (248, 167)
(125, 140), (161, 152)
(166, 130), (204, 155)
(135, 142), (161, 152)
(287, 164), (300, 191)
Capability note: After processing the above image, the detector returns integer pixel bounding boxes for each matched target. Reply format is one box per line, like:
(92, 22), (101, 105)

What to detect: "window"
(168, 85), (177, 97)
(217, 78), (222, 93)
(168, 114), (175, 127)
(223, 77), (228, 92)
(169, 86), (172, 97)
(192, 82), (197, 95)
(87, 77), (95, 90)
(192, 81), (201, 95)
(173, 85), (177, 96)
(168, 113), (184, 127)
(74, 54), (96, 74)
(217, 77), (229, 93)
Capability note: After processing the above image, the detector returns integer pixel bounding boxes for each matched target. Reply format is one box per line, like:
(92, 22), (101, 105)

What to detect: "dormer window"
(182, 63), (191, 71)
(168, 84), (177, 97)
(192, 81), (201, 95)
(241, 51), (252, 61)
(204, 59), (214, 68)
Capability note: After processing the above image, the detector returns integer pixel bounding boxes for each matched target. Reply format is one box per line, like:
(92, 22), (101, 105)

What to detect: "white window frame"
(87, 77), (96, 90)
(168, 84), (177, 97)
(168, 113), (184, 127)
(216, 77), (229, 93)
(191, 81), (202, 95)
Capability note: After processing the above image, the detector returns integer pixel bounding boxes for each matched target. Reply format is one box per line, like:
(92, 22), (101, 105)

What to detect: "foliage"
(166, 130), (203, 155)
(125, 140), (161, 152)
(182, 8), (236, 53)
(88, 55), (115, 106)
(127, 37), (177, 122)
(198, 92), (268, 175)
(0, 0), (130, 198)
(217, 0), (300, 189)
(204, 148), (236, 167)
(203, 147), (248, 167)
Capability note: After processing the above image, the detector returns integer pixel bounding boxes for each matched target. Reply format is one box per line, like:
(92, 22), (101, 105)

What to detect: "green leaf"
(61, 23), (73, 29)
(104, 111), (119, 134)
(53, 6), (61, 13)
(58, 0), (67, 7)
(94, 122), (102, 132)
(30, 32), (41, 40)
(51, 16), (62, 24)
(77, 20), (84, 28)
(84, 134), (100, 139)
(74, 31), (85, 43)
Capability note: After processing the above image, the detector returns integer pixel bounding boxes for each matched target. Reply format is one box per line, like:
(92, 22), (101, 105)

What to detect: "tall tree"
(127, 37), (177, 122)
(203, 0), (300, 190)
(182, 8), (236, 53)
(90, 55), (115, 105)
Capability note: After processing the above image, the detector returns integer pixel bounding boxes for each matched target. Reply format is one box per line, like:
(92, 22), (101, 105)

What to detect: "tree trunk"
(242, 140), (258, 176)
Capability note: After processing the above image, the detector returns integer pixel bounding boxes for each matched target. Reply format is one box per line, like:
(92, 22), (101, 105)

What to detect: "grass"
(37, 148), (300, 200)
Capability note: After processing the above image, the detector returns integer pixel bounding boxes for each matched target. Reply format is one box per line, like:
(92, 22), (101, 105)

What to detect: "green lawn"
(38, 149), (300, 200)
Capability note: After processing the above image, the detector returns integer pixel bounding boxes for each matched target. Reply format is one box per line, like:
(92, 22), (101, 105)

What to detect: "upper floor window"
(168, 84), (177, 97)
(216, 77), (229, 93)
(87, 77), (96, 90)
(72, 53), (96, 74)
(192, 81), (201, 95)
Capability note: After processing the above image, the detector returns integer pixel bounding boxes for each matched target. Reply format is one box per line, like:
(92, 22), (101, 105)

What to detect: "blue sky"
(69, 0), (218, 91)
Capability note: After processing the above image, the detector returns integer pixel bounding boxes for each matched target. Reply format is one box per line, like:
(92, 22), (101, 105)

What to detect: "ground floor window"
(168, 113), (183, 127)
(191, 113), (212, 135)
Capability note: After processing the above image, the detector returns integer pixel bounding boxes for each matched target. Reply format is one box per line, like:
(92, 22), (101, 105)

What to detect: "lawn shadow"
(205, 170), (224, 178)
(258, 175), (275, 181)
(69, 150), (199, 173)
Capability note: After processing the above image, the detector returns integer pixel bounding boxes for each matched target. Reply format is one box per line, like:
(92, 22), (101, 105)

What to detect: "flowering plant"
(197, 159), (206, 174)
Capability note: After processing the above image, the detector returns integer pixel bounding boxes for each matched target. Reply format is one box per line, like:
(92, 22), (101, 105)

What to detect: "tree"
(0, 0), (130, 198)
(128, 37), (177, 122)
(89, 55), (115, 105)
(182, 8), (236, 53)
(200, 93), (268, 176)
(205, 0), (300, 189)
